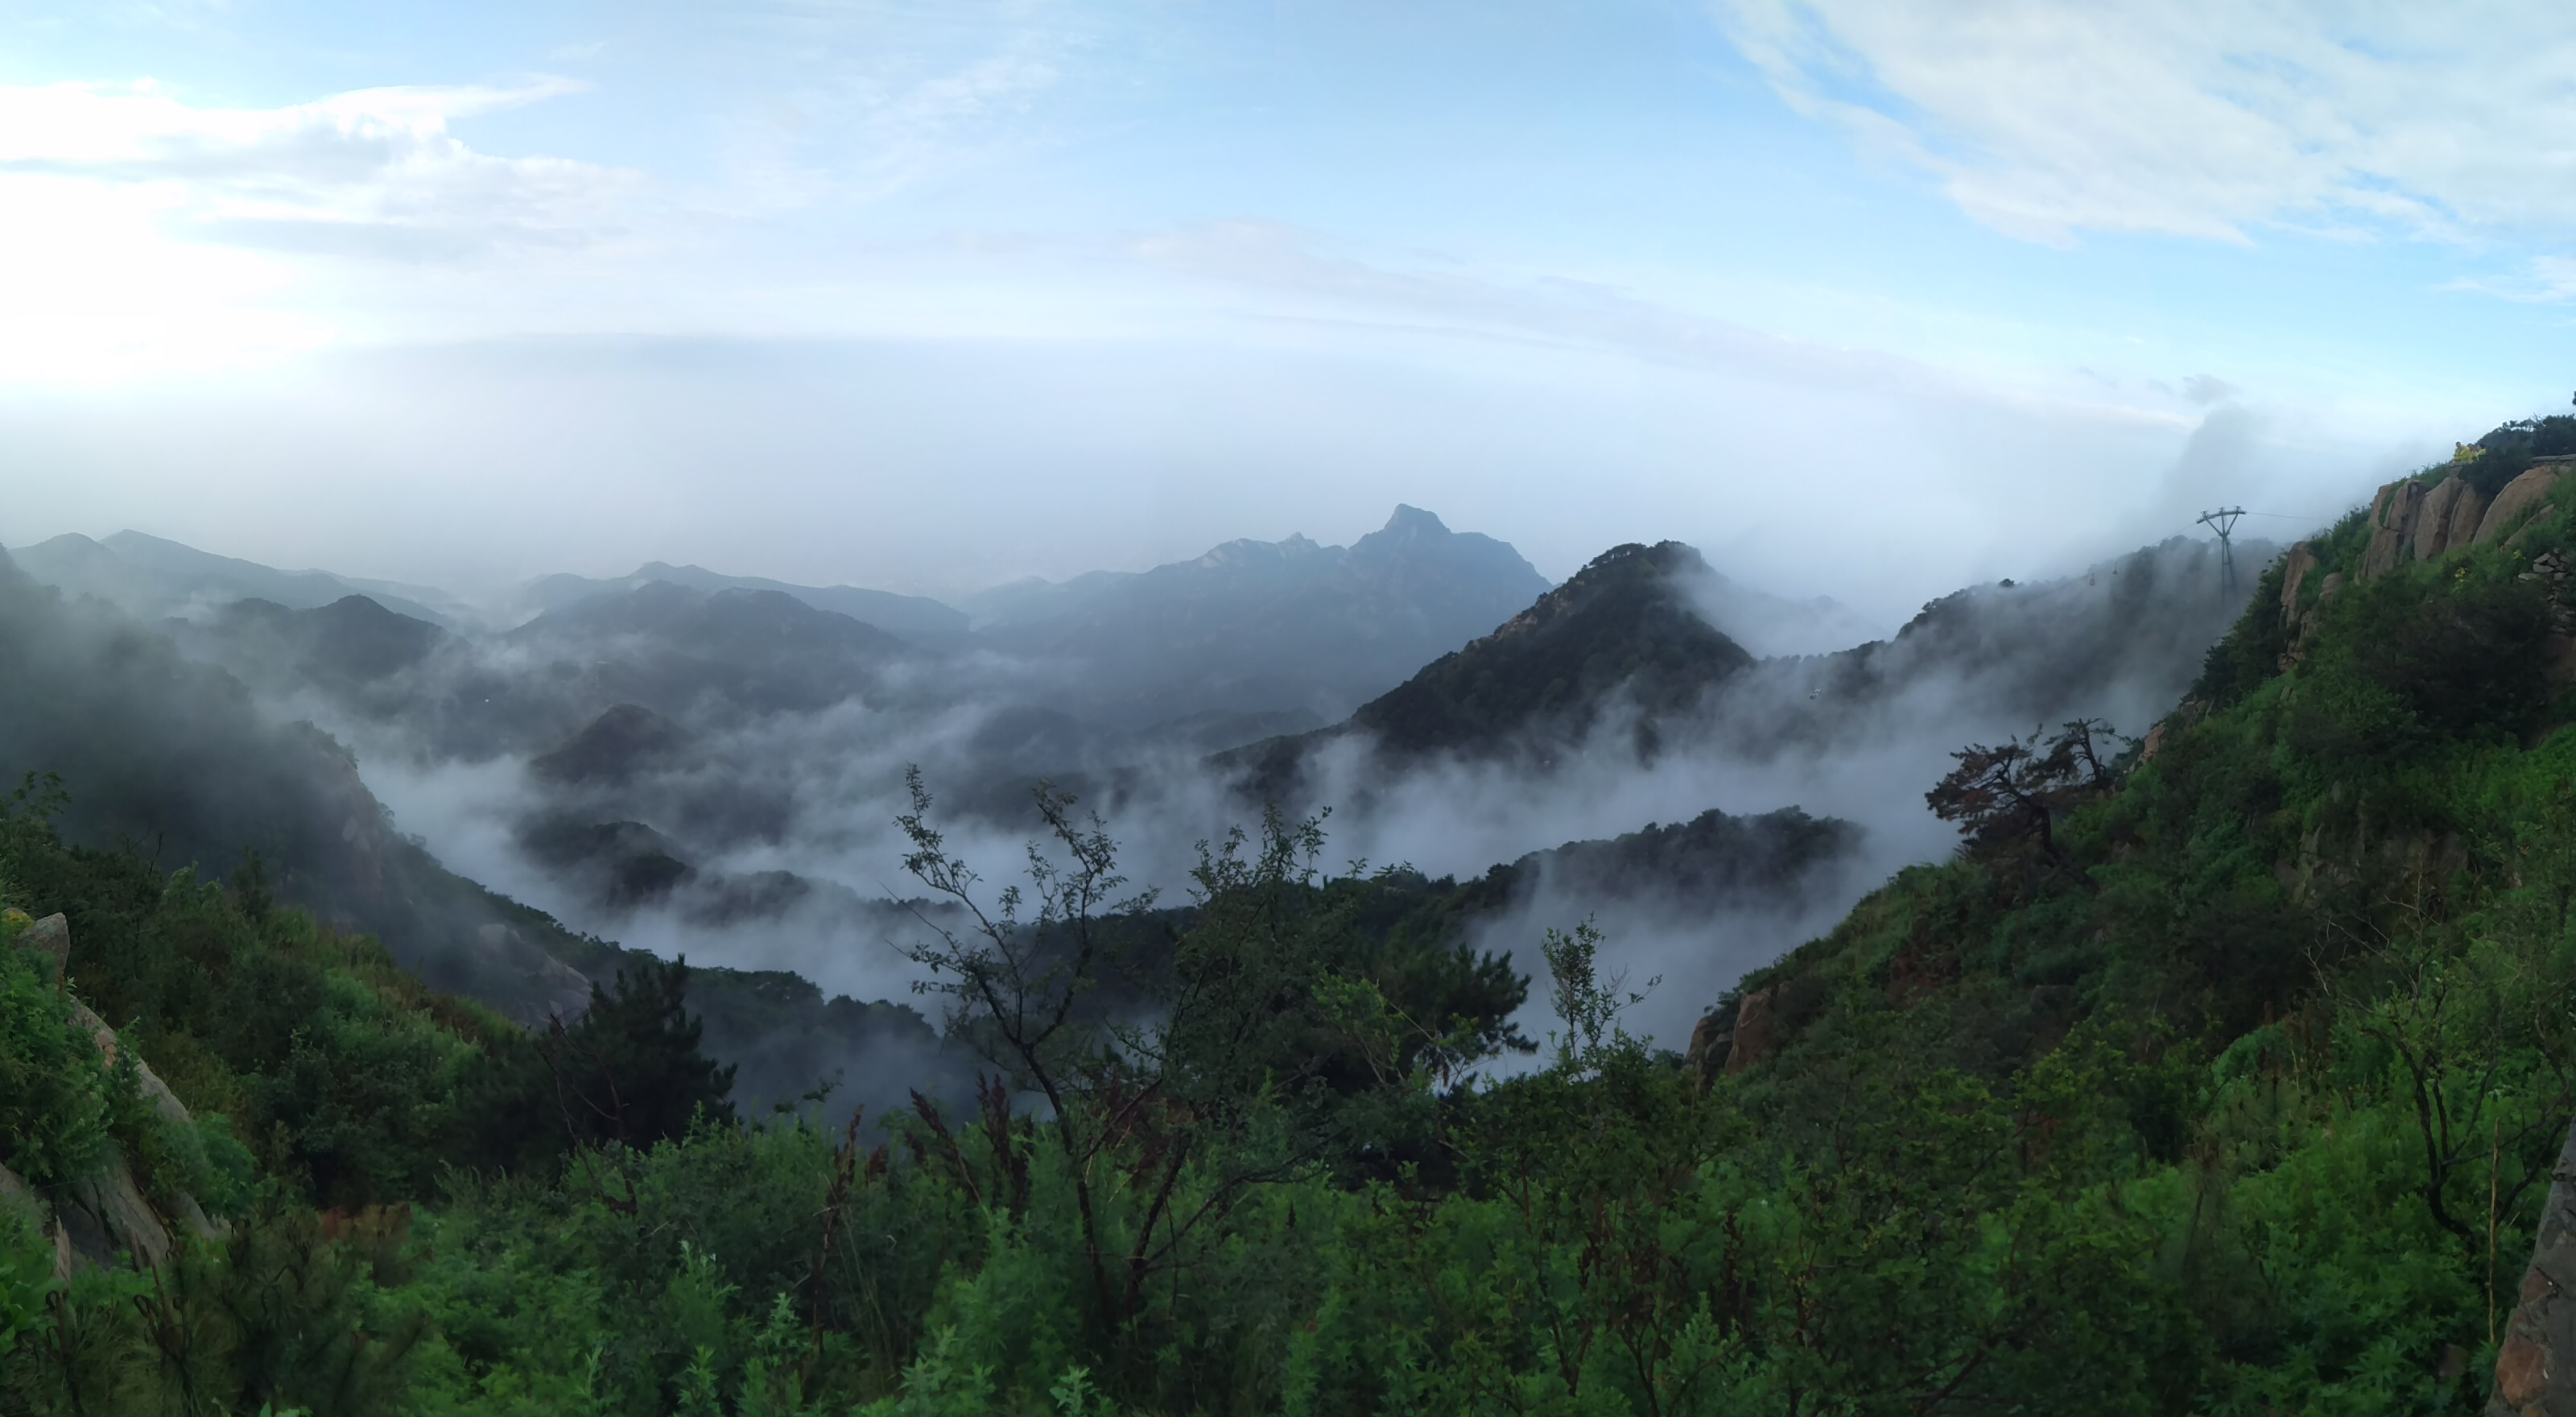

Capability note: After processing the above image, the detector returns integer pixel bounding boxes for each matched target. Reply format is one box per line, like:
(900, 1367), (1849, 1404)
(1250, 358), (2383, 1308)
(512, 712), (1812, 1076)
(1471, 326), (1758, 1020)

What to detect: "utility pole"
(2198, 506), (2245, 595)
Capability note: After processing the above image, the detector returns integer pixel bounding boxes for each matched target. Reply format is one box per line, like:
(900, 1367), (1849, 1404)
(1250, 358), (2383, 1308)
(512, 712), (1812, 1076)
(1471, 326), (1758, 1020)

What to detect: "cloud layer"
(1715, 1), (2576, 250)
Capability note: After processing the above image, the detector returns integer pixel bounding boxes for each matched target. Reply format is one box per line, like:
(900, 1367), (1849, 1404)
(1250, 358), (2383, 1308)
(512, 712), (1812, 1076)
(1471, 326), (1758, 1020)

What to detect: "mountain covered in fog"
(10, 529), (478, 628)
(513, 560), (971, 650)
(1224, 531), (2271, 805)
(0, 547), (970, 1114)
(34, 508), (1554, 930)
(963, 505), (1551, 726)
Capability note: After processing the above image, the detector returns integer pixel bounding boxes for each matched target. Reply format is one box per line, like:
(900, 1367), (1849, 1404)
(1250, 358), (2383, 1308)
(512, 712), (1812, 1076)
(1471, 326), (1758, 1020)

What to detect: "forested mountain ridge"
(1220, 528), (2264, 816)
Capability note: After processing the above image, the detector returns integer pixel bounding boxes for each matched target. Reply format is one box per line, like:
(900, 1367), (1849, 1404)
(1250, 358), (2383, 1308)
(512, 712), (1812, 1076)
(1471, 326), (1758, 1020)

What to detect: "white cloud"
(1711, 0), (2576, 247)
(0, 79), (639, 260)
(0, 78), (642, 379)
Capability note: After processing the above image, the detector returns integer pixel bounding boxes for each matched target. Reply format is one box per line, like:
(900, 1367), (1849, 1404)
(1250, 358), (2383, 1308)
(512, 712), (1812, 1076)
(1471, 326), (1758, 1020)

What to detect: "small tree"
(1926, 719), (2123, 877)
(1539, 917), (1654, 1076)
(530, 956), (737, 1153)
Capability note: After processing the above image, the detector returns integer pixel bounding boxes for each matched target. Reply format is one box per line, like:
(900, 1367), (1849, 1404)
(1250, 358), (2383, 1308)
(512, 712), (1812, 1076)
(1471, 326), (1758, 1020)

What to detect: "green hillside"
(11, 422), (2576, 1411)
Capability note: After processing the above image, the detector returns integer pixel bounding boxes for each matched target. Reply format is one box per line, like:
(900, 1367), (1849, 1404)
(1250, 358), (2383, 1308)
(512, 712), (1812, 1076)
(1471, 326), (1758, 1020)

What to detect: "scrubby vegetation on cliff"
(12, 419), (2576, 1412)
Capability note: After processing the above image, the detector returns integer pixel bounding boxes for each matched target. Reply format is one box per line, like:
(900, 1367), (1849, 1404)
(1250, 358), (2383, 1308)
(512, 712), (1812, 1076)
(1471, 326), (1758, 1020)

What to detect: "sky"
(3, 0), (2574, 622)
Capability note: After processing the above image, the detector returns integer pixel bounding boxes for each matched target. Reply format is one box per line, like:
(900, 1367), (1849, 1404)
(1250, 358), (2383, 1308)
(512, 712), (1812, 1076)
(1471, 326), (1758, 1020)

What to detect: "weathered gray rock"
(16, 911), (67, 985)
(2417, 476), (2491, 561)
(2477, 466), (2563, 546)
(2491, 1115), (2576, 1414)
(10, 911), (225, 1264)
(64, 997), (194, 1128)
(62, 1160), (171, 1270)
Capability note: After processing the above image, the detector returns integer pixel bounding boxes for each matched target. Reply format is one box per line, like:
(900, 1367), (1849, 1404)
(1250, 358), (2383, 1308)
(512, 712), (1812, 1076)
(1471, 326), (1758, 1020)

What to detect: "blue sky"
(3, 0), (2572, 619)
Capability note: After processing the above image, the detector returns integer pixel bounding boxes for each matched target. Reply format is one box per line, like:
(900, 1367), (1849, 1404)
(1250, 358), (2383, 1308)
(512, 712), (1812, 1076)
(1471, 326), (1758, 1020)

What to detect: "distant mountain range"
(962, 505), (1554, 726)
(11, 530), (478, 629)
(512, 561), (970, 650)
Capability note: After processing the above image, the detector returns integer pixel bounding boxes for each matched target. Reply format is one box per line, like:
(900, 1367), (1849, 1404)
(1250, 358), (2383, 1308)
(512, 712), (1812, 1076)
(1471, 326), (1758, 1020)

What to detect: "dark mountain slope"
(0, 551), (962, 1113)
(1351, 539), (1750, 757)
(530, 703), (696, 785)
(1459, 804), (1859, 918)
(1223, 533), (2266, 809)
(1660, 436), (2576, 1407)
(0, 555), (589, 1017)
(202, 593), (459, 690)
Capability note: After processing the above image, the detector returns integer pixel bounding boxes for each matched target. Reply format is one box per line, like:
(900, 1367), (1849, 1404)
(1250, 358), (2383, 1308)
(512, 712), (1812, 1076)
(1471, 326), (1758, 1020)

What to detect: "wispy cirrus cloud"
(708, 0), (1092, 210)
(1711, 0), (2576, 254)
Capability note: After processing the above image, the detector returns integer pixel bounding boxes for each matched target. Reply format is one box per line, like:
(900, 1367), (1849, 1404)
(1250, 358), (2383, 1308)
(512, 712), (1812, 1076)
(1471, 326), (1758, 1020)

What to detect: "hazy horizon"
(8, 3), (2566, 624)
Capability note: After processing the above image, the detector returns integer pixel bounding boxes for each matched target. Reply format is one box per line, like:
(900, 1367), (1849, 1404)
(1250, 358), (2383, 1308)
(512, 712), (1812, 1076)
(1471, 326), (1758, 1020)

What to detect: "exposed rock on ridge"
(2491, 1113), (2576, 1415)
(6, 911), (222, 1277)
(2355, 461), (2570, 589)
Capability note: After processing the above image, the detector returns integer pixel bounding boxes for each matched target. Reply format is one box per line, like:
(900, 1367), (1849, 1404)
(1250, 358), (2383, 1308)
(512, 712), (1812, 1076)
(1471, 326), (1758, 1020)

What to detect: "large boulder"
(2476, 465), (2565, 546)
(2415, 476), (2490, 561)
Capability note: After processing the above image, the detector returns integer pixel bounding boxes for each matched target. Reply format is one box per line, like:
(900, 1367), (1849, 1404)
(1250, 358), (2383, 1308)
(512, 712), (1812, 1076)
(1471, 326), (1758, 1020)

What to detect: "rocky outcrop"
(2350, 471), (2513, 587)
(2281, 543), (2321, 618)
(2491, 1116), (2576, 1415)
(2477, 465), (2566, 547)
(2417, 477), (2491, 562)
(5, 914), (221, 1274)
(16, 911), (66, 985)
(2364, 479), (2429, 580)
(1724, 986), (1778, 1075)
(1685, 1009), (1732, 1091)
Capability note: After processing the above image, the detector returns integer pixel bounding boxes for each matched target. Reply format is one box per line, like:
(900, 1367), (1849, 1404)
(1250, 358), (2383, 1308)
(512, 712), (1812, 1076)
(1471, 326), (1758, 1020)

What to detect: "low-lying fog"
(3, 508), (2269, 1064)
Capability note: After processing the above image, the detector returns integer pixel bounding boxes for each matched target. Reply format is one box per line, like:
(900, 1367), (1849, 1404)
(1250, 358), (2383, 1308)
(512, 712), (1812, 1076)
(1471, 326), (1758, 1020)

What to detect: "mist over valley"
(2, 499), (2268, 1082)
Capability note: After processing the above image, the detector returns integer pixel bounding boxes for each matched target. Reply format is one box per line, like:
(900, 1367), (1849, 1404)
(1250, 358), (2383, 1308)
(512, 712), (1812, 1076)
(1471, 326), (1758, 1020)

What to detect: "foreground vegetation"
(12, 421), (2576, 1412)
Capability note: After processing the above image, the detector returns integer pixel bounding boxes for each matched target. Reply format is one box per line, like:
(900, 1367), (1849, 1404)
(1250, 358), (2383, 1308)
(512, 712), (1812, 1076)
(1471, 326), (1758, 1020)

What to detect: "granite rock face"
(2, 913), (220, 1274)
(2417, 476), (2491, 562)
(2346, 469), (2536, 589)
(1724, 986), (1778, 1076)
(2477, 466), (2566, 547)
(2364, 479), (2429, 580)
(2491, 1116), (2576, 1415)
